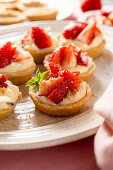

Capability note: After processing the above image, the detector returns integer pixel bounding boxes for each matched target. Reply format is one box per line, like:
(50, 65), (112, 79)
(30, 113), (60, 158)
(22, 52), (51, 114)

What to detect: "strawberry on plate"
(78, 23), (101, 45)
(50, 43), (88, 68)
(0, 42), (16, 68)
(32, 26), (52, 49)
(62, 22), (88, 39)
(0, 75), (8, 88)
(81, 0), (101, 12)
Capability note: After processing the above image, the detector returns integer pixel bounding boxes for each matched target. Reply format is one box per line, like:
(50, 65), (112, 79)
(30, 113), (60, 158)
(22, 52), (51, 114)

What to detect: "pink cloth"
(94, 79), (113, 170)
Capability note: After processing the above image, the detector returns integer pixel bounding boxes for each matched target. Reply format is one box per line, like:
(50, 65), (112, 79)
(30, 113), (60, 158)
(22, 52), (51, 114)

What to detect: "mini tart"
(29, 83), (91, 116)
(44, 44), (96, 81)
(60, 22), (105, 58)
(0, 42), (36, 85)
(27, 63), (91, 116)
(20, 26), (59, 64)
(0, 75), (22, 120)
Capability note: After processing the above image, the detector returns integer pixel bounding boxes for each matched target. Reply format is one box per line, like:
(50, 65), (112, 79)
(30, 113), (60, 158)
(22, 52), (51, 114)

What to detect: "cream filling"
(0, 81), (19, 110)
(61, 35), (103, 50)
(69, 57), (93, 74)
(22, 34), (58, 52)
(36, 82), (86, 106)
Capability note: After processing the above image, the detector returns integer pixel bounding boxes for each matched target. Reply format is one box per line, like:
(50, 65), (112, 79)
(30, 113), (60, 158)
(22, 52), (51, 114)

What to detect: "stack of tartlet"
(0, 22), (105, 119)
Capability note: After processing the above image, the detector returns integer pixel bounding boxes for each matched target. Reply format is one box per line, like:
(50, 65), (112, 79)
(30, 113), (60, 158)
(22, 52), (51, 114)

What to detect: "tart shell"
(0, 92), (22, 120)
(29, 83), (91, 116)
(1, 63), (36, 85)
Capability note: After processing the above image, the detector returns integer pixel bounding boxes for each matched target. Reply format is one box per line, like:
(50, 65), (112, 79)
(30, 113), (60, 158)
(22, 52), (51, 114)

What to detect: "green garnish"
(26, 69), (50, 91)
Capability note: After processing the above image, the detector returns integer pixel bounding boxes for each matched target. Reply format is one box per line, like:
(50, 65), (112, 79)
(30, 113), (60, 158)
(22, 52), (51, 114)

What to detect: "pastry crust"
(1, 63), (36, 85)
(0, 92), (22, 120)
(25, 7), (58, 21)
(44, 54), (96, 81)
(61, 39), (106, 58)
(29, 83), (91, 116)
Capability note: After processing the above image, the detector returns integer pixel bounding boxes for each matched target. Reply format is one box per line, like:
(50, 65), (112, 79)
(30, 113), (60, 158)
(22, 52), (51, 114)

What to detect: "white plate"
(0, 20), (113, 150)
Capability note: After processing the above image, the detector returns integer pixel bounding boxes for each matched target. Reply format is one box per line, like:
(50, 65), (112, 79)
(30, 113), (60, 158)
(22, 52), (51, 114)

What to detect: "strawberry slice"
(0, 75), (8, 88)
(81, 0), (101, 12)
(38, 77), (63, 96)
(48, 81), (69, 104)
(51, 46), (66, 64)
(49, 63), (82, 92)
(77, 52), (88, 66)
(62, 22), (88, 39)
(32, 26), (52, 49)
(61, 43), (77, 68)
(100, 10), (112, 17)
(78, 23), (97, 45)
(0, 42), (16, 68)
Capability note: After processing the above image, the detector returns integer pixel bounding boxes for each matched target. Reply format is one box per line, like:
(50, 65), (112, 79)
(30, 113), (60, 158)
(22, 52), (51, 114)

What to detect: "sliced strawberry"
(0, 75), (8, 88)
(77, 52), (88, 66)
(0, 42), (16, 68)
(38, 77), (63, 96)
(48, 81), (69, 104)
(51, 46), (66, 64)
(49, 63), (82, 92)
(32, 26), (52, 49)
(62, 22), (88, 39)
(81, 0), (101, 12)
(78, 23), (96, 45)
(45, 72), (58, 80)
(61, 43), (77, 68)
(100, 10), (112, 17)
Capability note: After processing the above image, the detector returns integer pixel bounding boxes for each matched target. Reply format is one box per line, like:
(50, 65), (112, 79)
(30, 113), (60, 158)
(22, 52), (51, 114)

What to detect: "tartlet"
(0, 74), (21, 120)
(27, 63), (91, 116)
(20, 26), (59, 64)
(60, 21), (105, 58)
(0, 42), (36, 85)
(44, 43), (96, 80)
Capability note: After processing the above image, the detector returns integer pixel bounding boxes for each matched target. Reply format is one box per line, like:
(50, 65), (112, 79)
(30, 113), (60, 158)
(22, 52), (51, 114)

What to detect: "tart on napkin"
(27, 63), (91, 116)
(44, 43), (96, 80)
(60, 22), (105, 58)
(0, 74), (21, 120)
(20, 26), (58, 64)
(0, 42), (36, 85)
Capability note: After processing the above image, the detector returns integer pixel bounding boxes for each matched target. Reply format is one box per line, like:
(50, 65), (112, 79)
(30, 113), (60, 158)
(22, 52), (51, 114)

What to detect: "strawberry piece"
(78, 23), (96, 45)
(0, 75), (8, 88)
(38, 77), (63, 96)
(48, 81), (69, 104)
(51, 46), (66, 64)
(0, 42), (16, 68)
(61, 43), (77, 68)
(77, 52), (88, 66)
(100, 10), (112, 17)
(81, 0), (101, 12)
(49, 63), (82, 92)
(62, 22), (88, 39)
(32, 26), (52, 49)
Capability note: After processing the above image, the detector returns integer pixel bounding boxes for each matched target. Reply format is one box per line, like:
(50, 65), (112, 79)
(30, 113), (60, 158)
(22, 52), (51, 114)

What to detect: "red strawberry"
(62, 22), (88, 39)
(49, 63), (82, 92)
(38, 77), (63, 96)
(48, 81), (69, 104)
(51, 46), (66, 64)
(32, 26), (52, 49)
(0, 75), (8, 88)
(0, 42), (16, 68)
(81, 0), (101, 12)
(61, 43), (77, 68)
(77, 52), (88, 66)
(100, 10), (112, 17)
(78, 23), (96, 45)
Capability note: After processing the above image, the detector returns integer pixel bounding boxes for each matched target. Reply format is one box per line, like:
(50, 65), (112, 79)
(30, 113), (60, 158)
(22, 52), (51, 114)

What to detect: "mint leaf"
(26, 69), (50, 91)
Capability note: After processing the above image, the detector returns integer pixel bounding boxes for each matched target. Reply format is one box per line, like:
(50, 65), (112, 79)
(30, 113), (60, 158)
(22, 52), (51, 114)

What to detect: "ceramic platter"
(0, 20), (113, 150)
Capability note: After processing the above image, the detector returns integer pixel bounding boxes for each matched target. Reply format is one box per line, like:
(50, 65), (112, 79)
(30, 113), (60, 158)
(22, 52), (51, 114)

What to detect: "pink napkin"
(94, 79), (113, 170)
